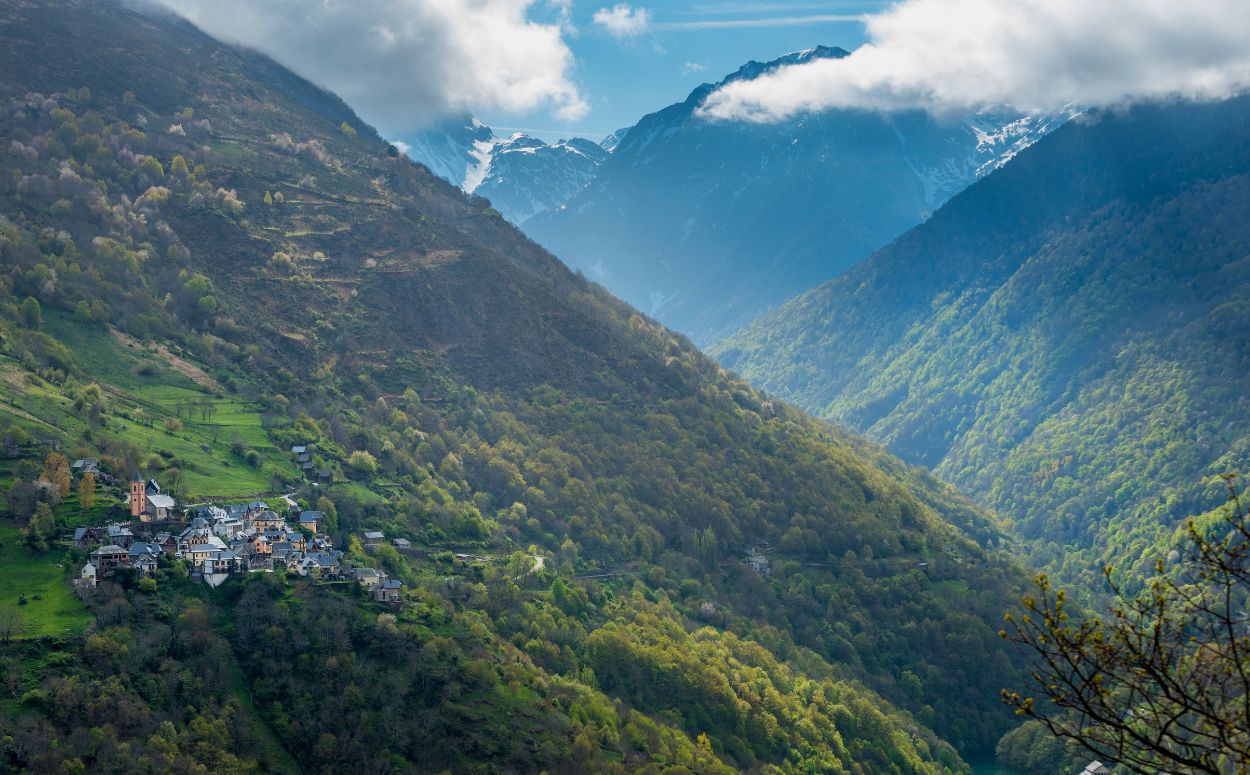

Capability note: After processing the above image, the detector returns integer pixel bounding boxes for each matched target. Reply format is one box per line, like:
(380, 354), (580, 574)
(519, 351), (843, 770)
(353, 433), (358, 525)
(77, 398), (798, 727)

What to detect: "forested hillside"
(716, 98), (1250, 590)
(0, 0), (1036, 771)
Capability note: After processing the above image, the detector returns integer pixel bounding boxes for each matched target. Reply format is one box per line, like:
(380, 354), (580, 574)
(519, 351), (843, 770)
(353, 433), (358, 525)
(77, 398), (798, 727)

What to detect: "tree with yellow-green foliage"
(42, 452), (71, 502)
(316, 496), (338, 533)
(78, 472), (95, 512)
(347, 450), (377, 478)
(138, 155), (164, 181)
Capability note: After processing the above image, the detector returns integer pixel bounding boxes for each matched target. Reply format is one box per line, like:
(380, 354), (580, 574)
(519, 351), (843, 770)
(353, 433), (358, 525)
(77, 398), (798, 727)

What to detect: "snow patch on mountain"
(968, 106), (1080, 176)
(599, 127), (631, 152)
(894, 111), (1072, 210)
(463, 135), (499, 193)
(396, 114), (493, 187)
(475, 134), (609, 223)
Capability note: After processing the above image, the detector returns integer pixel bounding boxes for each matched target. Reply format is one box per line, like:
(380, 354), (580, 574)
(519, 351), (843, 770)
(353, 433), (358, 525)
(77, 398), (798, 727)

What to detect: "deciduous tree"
(78, 471), (95, 511)
(23, 502), (54, 552)
(41, 452), (71, 502)
(1002, 476), (1250, 774)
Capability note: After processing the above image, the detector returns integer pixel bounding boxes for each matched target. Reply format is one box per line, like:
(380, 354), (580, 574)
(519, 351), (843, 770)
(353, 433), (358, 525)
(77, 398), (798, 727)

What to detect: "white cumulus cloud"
(140, 0), (589, 132)
(699, 0), (1250, 121)
(593, 4), (652, 39)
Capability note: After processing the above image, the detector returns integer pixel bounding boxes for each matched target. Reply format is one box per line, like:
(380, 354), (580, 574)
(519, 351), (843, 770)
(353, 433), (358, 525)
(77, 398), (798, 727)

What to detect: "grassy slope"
(2, 312), (296, 499)
(0, 522), (90, 638)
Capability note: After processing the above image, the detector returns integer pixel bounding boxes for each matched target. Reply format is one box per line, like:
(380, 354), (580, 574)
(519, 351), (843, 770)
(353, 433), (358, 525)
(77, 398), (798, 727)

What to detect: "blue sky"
(481, 1), (888, 143)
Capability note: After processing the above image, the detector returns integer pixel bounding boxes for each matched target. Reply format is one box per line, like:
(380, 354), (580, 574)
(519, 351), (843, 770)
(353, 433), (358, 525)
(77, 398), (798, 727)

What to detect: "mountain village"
(68, 446), (404, 602)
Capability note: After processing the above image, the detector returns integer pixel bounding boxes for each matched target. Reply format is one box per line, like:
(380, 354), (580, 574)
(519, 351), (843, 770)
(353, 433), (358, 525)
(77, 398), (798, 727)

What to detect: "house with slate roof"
(144, 492), (176, 521)
(153, 532), (178, 555)
(374, 579), (402, 604)
(105, 524), (135, 548)
(250, 510), (286, 530)
(355, 567), (386, 588)
(71, 458), (100, 475)
(128, 542), (160, 575)
(73, 525), (103, 548)
(298, 510), (324, 533)
(90, 544), (129, 575)
(213, 514), (244, 538)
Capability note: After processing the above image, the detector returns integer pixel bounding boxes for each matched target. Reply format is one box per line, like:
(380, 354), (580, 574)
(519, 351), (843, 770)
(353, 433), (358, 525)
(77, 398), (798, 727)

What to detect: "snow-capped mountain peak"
(599, 127), (632, 152)
(398, 119), (609, 224)
(720, 45), (850, 87)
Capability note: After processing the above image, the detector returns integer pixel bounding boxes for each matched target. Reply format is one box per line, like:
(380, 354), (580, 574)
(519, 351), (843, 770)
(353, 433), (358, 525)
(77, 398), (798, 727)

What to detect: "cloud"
(656, 14), (860, 30)
(544, 0), (577, 34)
(593, 4), (652, 39)
(688, 1), (871, 11)
(699, 0), (1250, 121)
(140, 0), (588, 132)
(683, 62), (708, 74)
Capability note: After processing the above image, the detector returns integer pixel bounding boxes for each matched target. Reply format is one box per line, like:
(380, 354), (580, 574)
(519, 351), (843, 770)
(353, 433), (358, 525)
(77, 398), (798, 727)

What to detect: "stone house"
(373, 579), (402, 603)
(90, 544), (129, 575)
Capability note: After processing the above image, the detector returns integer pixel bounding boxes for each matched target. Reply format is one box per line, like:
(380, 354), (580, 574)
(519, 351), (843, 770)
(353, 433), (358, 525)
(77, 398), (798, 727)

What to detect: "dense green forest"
(716, 98), (1250, 592)
(4, 548), (984, 774)
(0, 0), (1040, 771)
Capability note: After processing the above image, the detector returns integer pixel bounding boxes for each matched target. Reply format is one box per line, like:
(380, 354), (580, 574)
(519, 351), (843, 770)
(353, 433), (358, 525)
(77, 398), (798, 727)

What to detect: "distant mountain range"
(400, 49), (1066, 344)
(714, 96), (1250, 590)
(399, 115), (609, 224)
(523, 47), (1070, 344)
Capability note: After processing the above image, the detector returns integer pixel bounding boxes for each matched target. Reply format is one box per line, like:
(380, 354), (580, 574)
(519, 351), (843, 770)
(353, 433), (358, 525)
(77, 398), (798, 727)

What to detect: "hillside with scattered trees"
(0, 0), (1040, 771)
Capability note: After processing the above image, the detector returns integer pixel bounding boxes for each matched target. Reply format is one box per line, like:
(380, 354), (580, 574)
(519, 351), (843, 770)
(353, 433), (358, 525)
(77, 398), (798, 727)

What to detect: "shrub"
(347, 450), (378, 477)
(19, 297), (40, 329)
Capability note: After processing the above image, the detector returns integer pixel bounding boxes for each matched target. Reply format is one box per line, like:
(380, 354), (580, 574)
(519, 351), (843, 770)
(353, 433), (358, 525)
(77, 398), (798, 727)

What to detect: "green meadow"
(2, 313), (297, 499)
(0, 521), (91, 639)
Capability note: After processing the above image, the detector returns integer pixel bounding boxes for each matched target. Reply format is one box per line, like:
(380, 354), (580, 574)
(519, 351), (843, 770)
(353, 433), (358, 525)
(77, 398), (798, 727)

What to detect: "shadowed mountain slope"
(716, 97), (1250, 588)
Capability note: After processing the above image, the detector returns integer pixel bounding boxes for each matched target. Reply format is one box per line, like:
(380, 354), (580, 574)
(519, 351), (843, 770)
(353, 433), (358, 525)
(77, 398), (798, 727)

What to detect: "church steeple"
(129, 472), (147, 518)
